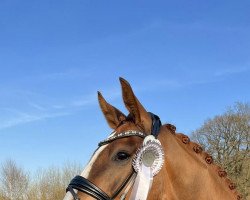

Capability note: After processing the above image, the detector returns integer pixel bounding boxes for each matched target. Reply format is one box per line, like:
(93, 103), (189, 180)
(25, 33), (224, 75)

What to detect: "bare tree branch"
(191, 102), (250, 199)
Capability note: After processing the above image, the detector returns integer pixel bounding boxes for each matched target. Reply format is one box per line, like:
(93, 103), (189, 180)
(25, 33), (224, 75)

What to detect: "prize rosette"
(132, 135), (164, 176)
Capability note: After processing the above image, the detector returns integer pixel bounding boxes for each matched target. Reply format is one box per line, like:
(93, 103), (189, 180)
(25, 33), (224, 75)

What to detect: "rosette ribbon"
(129, 135), (164, 200)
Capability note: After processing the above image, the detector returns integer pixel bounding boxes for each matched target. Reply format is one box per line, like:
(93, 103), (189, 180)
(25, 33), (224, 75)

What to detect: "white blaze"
(62, 145), (107, 200)
(81, 145), (107, 178)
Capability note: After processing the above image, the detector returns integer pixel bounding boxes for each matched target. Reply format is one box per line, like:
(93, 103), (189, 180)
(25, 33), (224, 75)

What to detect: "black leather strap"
(148, 112), (162, 137)
(67, 185), (80, 200)
(111, 170), (135, 199)
(66, 176), (111, 200)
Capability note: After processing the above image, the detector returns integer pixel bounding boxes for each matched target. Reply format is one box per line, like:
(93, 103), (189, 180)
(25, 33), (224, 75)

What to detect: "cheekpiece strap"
(98, 131), (146, 146)
(148, 112), (162, 138)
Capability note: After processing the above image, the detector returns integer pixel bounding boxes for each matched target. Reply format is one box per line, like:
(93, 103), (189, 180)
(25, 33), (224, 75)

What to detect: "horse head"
(63, 78), (241, 200)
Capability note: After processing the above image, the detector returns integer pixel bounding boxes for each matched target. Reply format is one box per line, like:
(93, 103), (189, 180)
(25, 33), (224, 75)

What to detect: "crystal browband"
(98, 131), (147, 146)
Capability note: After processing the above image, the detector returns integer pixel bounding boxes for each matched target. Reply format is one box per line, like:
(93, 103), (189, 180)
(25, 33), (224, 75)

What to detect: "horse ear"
(98, 91), (126, 129)
(119, 77), (152, 134)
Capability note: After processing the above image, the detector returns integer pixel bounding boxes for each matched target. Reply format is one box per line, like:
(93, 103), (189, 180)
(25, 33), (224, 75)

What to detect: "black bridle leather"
(66, 112), (161, 200)
(66, 170), (135, 200)
(148, 112), (162, 138)
(66, 176), (111, 200)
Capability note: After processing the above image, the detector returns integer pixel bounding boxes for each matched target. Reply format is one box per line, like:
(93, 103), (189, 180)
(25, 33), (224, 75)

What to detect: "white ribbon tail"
(129, 164), (153, 200)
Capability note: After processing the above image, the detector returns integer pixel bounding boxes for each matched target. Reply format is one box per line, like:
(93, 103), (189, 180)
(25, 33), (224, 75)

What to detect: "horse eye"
(115, 152), (130, 161)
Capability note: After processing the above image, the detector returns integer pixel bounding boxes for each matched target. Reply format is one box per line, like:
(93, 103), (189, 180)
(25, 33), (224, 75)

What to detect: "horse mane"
(164, 123), (243, 200)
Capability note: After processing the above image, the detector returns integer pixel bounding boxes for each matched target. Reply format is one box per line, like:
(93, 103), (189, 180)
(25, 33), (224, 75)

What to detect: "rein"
(66, 113), (162, 200)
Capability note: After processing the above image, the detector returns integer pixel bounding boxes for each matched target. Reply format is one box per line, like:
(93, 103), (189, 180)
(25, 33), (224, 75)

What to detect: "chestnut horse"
(63, 78), (241, 200)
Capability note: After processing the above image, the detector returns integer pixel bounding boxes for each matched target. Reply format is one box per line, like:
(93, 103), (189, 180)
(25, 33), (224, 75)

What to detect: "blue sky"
(0, 0), (249, 173)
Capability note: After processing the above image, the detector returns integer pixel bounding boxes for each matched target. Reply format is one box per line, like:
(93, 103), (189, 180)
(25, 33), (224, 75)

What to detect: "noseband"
(66, 113), (162, 200)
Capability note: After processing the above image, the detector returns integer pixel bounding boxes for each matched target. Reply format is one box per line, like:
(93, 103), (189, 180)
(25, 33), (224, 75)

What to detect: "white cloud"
(2, 66), (247, 131)
(214, 67), (250, 77)
(0, 111), (70, 130)
(0, 87), (120, 130)
(28, 102), (47, 111)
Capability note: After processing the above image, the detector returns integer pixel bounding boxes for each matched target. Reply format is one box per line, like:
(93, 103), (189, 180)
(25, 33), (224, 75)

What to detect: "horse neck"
(149, 125), (239, 200)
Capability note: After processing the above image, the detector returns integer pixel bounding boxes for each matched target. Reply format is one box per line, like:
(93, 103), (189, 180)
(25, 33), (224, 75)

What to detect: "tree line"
(0, 102), (249, 199)
(0, 161), (81, 200)
(191, 102), (249, 199)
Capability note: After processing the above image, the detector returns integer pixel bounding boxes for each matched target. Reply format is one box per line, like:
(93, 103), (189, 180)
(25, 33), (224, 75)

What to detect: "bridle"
(66, 131), (146, 200)
(66, 112), (162, 200)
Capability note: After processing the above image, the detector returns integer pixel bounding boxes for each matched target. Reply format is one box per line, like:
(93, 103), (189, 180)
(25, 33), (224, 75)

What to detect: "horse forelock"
(163, 123), (242, 199)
